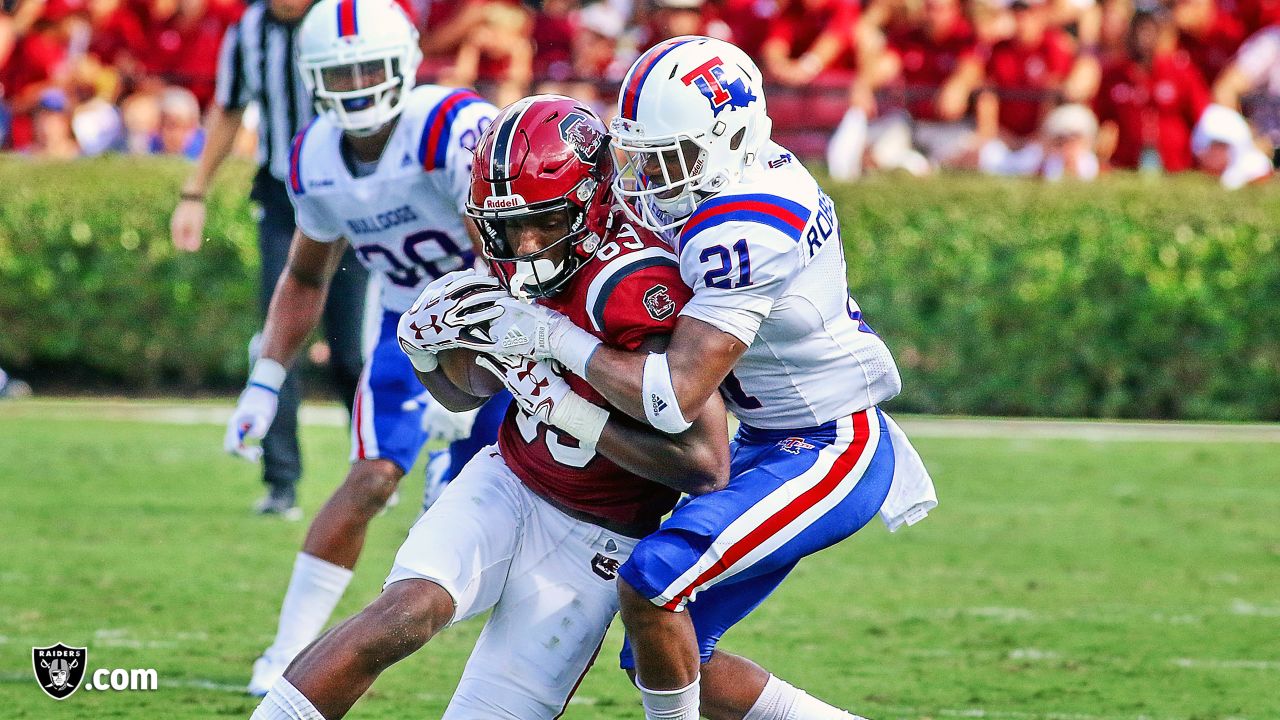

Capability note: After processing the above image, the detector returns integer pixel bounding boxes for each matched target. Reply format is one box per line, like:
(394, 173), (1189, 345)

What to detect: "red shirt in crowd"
(1221, 0), (1280, 33)
(87, 4), (149, 69)
(142, 7), (235, 107)
(765, 0), (859, 70)
(714, 0), (778, 57)
(1094, 51), (1211, 171)
(889, 16), (980, 121)
(532, 9), (574, 80)
(1178, 10), (1246, 85)
(986, 28), (1076, 137)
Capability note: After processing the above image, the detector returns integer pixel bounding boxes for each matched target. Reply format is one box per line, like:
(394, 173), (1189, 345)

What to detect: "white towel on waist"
(879, 411), (937, 532)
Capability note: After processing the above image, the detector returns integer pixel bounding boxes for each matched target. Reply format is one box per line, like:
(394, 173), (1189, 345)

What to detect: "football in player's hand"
(436, 348), (506, 398)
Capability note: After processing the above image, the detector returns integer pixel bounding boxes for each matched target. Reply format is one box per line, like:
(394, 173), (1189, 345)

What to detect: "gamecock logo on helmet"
(558, 112), (605, 163)
(679, 57), (758, 117)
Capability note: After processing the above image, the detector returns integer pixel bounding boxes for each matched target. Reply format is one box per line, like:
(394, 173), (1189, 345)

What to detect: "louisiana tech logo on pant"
(33, 643), (87, 700)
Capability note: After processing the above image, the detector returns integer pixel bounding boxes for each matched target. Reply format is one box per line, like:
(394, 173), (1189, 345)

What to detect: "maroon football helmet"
(467, 95), (615, 298)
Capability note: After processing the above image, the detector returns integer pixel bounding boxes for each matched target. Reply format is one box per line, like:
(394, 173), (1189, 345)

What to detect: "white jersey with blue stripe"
(286, 84), (497, 313)
(673, 142), (901, 429)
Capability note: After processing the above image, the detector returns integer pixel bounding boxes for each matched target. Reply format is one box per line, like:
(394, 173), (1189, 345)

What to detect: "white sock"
(744, 675), (869, 720)
(250, 678), (327, 719)
(638, 676), (700, 720)
(263, 553), (353, 664)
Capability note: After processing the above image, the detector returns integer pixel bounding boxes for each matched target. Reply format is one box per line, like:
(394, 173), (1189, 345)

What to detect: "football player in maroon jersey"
(250, 95), (731, 720)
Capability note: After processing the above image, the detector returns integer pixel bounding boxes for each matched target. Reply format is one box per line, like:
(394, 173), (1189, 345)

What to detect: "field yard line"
(7, 399), (1280, 442)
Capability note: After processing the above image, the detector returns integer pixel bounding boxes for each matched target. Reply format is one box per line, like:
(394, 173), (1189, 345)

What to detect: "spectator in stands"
(642, 0), (735, 46)
(31, 87), (78, 156)
(149, 85), (202, 157)
(832, 0), (984, 176)
(531, 0), (574, 83)
(1172, 0), (1244, 85)
(711, 0), (778, 57)
(1214, 24), (1280, 164)
(977, 101), (1100, 179)
(1230, 0), (1280, 34)
(759, 0), (860, 87)
(535, 0), (628, 113)
(1094, 7), (1209, 172)
(1191, 102), (1274, 187)
(975, 0), (1085, 150)
(444, 0), (533, 107)
(142, 0), (239, 108)
(2, 9), (69, 150)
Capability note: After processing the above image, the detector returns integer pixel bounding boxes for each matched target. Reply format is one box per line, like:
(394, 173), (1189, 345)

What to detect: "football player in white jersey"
(441, 36), (938, 720)
(220, 0), (508, 696)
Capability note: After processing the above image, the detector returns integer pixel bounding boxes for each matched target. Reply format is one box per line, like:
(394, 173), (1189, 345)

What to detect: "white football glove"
(475, 355), (608, 444)
(456, 294), (602, 378)
(402, 390), (480, 443)
(224, 359), (286, 462)
(397, 269), (507, 369)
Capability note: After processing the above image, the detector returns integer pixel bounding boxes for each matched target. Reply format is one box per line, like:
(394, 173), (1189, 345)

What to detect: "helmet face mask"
(612, 130), (709, 232)
(474, 204), (590, 299)
(297, 0), (422, 137)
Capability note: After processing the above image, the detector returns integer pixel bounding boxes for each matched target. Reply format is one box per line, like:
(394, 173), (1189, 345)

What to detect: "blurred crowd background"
(2, 0), (1278, 186)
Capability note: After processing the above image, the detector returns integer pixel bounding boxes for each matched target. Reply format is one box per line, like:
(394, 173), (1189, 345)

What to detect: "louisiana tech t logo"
(33, 643), (87, 700)
(680, 57), (758, 117)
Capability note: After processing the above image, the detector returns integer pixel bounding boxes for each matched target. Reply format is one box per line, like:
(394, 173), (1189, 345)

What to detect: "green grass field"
(2, 401), (1277, 719)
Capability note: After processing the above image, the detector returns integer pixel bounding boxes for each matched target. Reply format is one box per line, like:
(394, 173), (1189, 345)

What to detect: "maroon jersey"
(498, 213), (691, 532)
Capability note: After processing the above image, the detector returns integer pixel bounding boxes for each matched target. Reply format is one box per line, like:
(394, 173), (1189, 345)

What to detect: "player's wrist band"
(550, 391), (609, 445)
(180, 191), (206, 202)
(248, 358), (287, 393)
(551, 321), (602, 378)
(642, 352), (692, 434)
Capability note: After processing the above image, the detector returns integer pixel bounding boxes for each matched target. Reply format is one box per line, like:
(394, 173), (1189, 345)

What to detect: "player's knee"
(340, 459), (403, 514)
(358, 579), (454, 661)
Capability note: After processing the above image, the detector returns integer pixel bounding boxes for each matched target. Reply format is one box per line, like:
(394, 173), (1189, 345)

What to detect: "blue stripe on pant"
(618, 408), (894, 668)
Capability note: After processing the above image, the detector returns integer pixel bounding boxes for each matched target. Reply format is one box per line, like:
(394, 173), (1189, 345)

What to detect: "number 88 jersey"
(671, 142), (903, 429)
(497, 213), (691, 532)
(286, 84), (498, 313)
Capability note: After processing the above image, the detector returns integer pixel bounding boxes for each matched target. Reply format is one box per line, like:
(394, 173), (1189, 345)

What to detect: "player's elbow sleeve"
(642, 352), (692, 434)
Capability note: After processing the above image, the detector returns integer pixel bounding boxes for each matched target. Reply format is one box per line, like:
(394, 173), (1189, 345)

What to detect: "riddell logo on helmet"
(680, 57), (758, 117)
(484, 194), (527, 210)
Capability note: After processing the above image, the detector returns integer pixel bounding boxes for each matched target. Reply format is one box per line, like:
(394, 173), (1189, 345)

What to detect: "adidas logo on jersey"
(401, 152), (413, 167)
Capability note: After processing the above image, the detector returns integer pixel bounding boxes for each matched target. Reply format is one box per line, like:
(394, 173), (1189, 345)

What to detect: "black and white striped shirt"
(214, 1), (313, 184)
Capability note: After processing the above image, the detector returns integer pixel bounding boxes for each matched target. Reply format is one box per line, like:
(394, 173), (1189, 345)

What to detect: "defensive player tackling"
(438, 37), (939, 720)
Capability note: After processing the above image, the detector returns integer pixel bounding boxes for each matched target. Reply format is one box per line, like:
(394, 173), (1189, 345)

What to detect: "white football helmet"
(297, 0), (422, 136)
(611, 36), (772, 233)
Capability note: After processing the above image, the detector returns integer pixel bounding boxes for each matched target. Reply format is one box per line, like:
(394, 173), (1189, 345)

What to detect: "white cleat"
(247, 654), (288, 697)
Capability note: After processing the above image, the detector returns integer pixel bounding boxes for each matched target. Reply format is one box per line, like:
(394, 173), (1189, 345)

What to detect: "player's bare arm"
(584, 315), (746, 428)
(593, 335), (730, 495)
(258, 230), (348, 366)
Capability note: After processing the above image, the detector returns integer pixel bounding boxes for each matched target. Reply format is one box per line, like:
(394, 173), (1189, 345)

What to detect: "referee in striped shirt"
(170, 0), (368, 518)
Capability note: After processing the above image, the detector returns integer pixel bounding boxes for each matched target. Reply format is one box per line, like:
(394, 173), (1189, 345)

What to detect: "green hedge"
(2, 156), (1278, 419)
